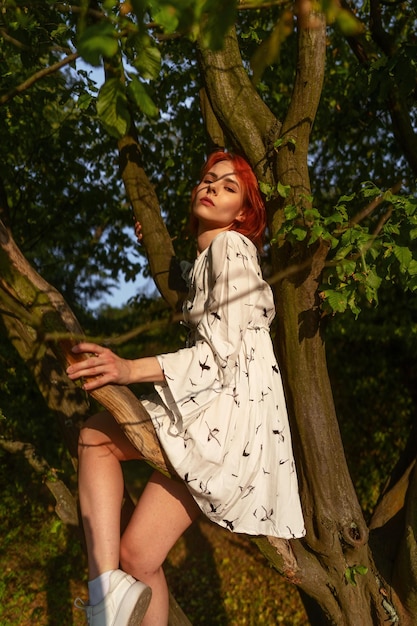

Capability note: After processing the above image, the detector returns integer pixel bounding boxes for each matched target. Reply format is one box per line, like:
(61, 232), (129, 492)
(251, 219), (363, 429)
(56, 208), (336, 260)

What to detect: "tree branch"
(0, 52), (78, 107)
(0, 437), (79, 526)
(340, 0), (417, 177)
(0, 27), (29, 50)
(54, 3), (105, 20)
(392, 462), (417, 622)
(369, 0), (397, 56)
(117, 132), (186, 311)
(197, 26), (280, 183)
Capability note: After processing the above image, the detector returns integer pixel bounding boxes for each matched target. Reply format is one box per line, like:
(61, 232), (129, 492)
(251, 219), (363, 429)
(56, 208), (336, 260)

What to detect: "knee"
(119, 537), (162, 579)
(78, 411), (111, 455)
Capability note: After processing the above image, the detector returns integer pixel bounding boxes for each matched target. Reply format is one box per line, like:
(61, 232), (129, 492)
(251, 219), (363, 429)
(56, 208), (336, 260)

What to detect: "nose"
(207, 182), (217, 195)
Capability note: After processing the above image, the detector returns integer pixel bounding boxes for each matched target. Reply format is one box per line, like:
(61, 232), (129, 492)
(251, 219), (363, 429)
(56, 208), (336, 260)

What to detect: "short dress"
(141, 230), (305, 539)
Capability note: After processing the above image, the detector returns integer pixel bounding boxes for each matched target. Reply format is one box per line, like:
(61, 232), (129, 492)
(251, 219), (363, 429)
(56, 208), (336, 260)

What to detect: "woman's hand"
(66, 343), (133, 391)
(66, 342), (165, 391)
(134, 218), (143, 244)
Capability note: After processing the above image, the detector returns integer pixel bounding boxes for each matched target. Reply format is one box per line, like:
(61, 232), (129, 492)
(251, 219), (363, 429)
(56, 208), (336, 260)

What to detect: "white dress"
(141, 231), (305, 539)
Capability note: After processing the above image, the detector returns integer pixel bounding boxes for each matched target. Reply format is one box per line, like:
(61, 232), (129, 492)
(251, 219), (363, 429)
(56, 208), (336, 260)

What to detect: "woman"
(69, 151), (305, 626)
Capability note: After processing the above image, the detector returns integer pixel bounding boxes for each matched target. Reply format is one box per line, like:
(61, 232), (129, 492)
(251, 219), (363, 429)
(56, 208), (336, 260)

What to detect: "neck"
(197, 226), (232, 254)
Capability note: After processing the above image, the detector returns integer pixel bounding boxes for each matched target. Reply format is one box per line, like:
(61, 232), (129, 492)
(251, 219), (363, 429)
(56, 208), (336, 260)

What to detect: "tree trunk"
(198, 8), (415, 626)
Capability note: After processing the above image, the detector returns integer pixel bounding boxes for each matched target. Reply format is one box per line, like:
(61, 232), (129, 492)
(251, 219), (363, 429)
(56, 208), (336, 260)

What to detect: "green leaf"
(309, 224), (324, 244)
(151, 4), (180, 33)
(344, 567), (356, 586)
(407, 259), (417, 276)
(77, 93), (93, 110)
(292, 227), (307, 241)
(338, 192), (356, 203)
(336, 259), (356, 279)
(259, 181), (275, 200)
(199, 0), (238, 50)
(284, 204), (298, 220)
(335, 8), (364, 37)
(304, 208), (321, 221)
(277, 181), (291, 198)
(97, 78), (130, 138)
(324, 212), (344, 225)
(393, 245), (412, 271)
(50, 518), (62, 534)
(127, 77), (159, 119)
(77, 23), (119, 67)
(324, 289), (348, 313)
(361, 182), (380, 198)
(131, 35), (161, 80)
(344, 564), (368, 586)
(366, 269), (382, 290)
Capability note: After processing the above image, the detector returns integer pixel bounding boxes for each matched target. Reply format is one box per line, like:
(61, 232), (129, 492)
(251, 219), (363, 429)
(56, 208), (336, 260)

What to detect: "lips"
(200, 197), (214, 206)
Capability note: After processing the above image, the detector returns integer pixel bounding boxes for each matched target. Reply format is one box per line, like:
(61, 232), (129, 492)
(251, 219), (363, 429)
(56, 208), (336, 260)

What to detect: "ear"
(235, 209), (246, 223)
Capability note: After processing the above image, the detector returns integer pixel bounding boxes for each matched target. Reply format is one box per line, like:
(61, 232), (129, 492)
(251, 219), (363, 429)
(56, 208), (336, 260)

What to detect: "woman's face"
(192, 161), (245, 232)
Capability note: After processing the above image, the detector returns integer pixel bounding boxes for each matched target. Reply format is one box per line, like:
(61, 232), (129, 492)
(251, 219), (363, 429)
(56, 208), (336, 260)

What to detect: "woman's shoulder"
(209, 230), (256, 254)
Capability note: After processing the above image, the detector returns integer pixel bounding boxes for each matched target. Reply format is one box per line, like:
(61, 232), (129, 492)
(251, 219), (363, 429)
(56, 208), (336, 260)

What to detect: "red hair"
(190, 151), (266, 249)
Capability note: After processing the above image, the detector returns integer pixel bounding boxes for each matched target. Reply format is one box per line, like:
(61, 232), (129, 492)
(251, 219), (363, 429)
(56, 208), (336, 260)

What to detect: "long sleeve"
(154, 231), (273, 433)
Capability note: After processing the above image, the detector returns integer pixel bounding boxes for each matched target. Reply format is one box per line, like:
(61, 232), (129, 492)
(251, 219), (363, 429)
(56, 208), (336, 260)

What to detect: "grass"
(0, 455), (308, 626)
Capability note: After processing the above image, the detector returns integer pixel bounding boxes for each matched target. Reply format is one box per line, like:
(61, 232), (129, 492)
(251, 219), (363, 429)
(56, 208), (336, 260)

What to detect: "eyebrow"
(205, 171), (240, 188)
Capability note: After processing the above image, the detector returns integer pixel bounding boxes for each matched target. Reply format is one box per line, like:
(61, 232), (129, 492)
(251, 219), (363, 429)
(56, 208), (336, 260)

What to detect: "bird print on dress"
(272, 426), (285, 442)
(205, 421), (221, 445)
(239, 485), (255, 499)
(146, 231), (305, 540)
(199, 355), (211, 376)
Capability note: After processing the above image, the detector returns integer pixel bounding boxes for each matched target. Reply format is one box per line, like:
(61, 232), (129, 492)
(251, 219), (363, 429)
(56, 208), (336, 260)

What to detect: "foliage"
(344, 564), (368, 587)
(1, 0), (415, 314)
(1, 0), (417, 623)
(325, 283), (417, 515)
(273, 183), (417, 316)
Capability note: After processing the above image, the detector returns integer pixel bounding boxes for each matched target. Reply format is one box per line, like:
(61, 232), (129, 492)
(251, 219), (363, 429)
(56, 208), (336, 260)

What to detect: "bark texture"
(118, 131), (187, 311)
(198, 12), (416, 626)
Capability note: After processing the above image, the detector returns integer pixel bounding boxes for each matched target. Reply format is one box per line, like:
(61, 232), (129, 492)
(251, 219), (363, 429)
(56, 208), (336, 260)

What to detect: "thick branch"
(392, 462), (417, 622)
(265, 13), (390, 624)
(197, 26), (280, 182)
(117, 132), (186, 311)
(274, 12), (326, 206)
(0, 219), (170, 473)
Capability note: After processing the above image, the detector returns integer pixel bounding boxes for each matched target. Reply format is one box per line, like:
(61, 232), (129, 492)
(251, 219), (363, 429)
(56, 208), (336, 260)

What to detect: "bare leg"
(78, 410), (143, 579)
(120, 471), (201, 626)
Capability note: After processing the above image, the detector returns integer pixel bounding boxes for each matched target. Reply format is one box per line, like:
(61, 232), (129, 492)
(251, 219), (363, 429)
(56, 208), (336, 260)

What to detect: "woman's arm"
(66, 342), (165, 391)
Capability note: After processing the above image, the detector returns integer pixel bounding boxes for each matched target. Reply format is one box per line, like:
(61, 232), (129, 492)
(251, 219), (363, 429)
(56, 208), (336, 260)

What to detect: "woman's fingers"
(70, 342), (103, 356)
(134, 218), (143, 243)
(66, 343), (131, 390)
(67, 344), (110, 382)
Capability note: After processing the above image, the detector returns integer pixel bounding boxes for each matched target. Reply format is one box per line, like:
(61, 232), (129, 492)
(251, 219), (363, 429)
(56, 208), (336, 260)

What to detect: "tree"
(1, 1), (416, 624)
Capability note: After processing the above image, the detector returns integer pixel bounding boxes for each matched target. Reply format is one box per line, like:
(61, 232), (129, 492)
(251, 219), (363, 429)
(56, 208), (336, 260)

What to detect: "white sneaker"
(74, 569), (152, 626)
